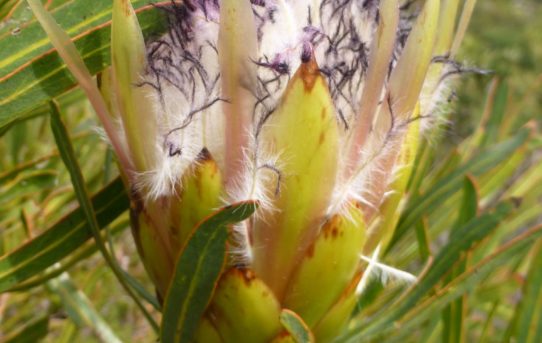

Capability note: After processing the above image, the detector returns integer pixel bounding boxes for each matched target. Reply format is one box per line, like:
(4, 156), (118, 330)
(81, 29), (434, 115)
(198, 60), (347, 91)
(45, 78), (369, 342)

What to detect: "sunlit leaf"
(161, 201), (258, 343)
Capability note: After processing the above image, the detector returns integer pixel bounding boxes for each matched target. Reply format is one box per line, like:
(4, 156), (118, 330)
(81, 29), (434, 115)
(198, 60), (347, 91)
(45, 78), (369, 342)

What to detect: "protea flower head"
(29, 0), (472, 341)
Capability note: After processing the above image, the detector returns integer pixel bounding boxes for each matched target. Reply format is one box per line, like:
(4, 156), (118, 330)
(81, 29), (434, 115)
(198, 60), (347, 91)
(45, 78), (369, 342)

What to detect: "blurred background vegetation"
(455, 0), (542, 138)
(0, 0), (541, 342)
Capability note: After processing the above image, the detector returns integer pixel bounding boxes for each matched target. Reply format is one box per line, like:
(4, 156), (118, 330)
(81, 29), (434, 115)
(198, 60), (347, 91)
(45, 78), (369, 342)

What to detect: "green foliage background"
(0, 0), (541, 342)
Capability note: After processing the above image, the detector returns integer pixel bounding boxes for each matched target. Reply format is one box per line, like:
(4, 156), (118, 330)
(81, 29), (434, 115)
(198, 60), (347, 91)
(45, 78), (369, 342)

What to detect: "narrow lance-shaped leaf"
(511, 240), (542, 343)
(0, 0), (166, 135)
(347, 200), (517, 340)
(442, 175), (479, 343)
(0, 177), (128, 293)
(358, 225), (542, 342)
(48, 101), (158, 332)
(388, 128), (530, 251)
(2, 315), (49, 343)
(47, 272), (122, 343)
(161, 201), (258, 343)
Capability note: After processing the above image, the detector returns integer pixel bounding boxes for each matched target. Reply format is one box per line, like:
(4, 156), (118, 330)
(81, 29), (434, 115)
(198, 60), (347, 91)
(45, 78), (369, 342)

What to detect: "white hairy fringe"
(356, 245), (417, 295)
(131, 0), (382, 201)
(225, 132), (281, 212)
(223, 135), (284, 262)
(420, 61), (477, 137)
(224, 0), (379, 257)
(229, 221), (253, 265)
(330, 112), (410, 218)
(131, 116), (205, 200)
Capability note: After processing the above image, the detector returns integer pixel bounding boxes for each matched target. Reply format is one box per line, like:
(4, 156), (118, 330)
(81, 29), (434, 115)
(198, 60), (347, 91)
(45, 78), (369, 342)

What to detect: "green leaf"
(0, 0), (167, 134)
(375, 225), (542, 342)
(47, 272), (122, 343)
(442, 176), (479, 343)
(414, 216), (431, 262)
(0, 169), (57, 206)
(48, 100), (158, 331)
(279, 309), (315, 343)
(343, 200), (517, 341)
(3, 315), (49, 343)
(0, 176), (128, 293)
(480, 81), (508, 148)
(344, 225), (542, 342)
(160, 201), (258, 343)
(5, 219), (126, 293)
(453, 176), (479, 230)
(511, 240), (542, 343)
(388, 129), (529, 251)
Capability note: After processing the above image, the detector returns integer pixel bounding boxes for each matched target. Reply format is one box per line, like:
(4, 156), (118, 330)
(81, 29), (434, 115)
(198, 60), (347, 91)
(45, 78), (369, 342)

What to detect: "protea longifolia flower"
(30, 0), (472, 340)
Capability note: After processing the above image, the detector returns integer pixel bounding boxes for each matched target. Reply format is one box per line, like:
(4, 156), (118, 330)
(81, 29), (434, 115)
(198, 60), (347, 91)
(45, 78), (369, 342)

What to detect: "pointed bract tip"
(196, 147), (213, 162)
(298, 49), (320, 91)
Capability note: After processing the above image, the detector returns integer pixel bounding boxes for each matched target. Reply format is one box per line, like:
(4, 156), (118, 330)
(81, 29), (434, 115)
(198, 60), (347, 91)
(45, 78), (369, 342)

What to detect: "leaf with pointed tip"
(160, 201), (258, 343)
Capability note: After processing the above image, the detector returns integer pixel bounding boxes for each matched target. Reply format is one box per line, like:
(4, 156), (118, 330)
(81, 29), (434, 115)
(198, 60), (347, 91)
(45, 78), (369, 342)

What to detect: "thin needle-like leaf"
(48, 100), (158, 332)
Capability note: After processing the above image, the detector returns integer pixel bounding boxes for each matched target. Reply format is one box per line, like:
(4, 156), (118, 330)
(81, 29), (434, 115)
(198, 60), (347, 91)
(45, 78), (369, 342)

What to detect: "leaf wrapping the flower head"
(160, 201), (257, 343)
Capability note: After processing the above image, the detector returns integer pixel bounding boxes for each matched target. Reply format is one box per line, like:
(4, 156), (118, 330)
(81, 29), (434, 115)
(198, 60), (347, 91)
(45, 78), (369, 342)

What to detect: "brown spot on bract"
(322, 215), (341, 239)
(306, 243), (315, 258)
(319, 131), (325, 145)
(232, 267), (256, 286)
